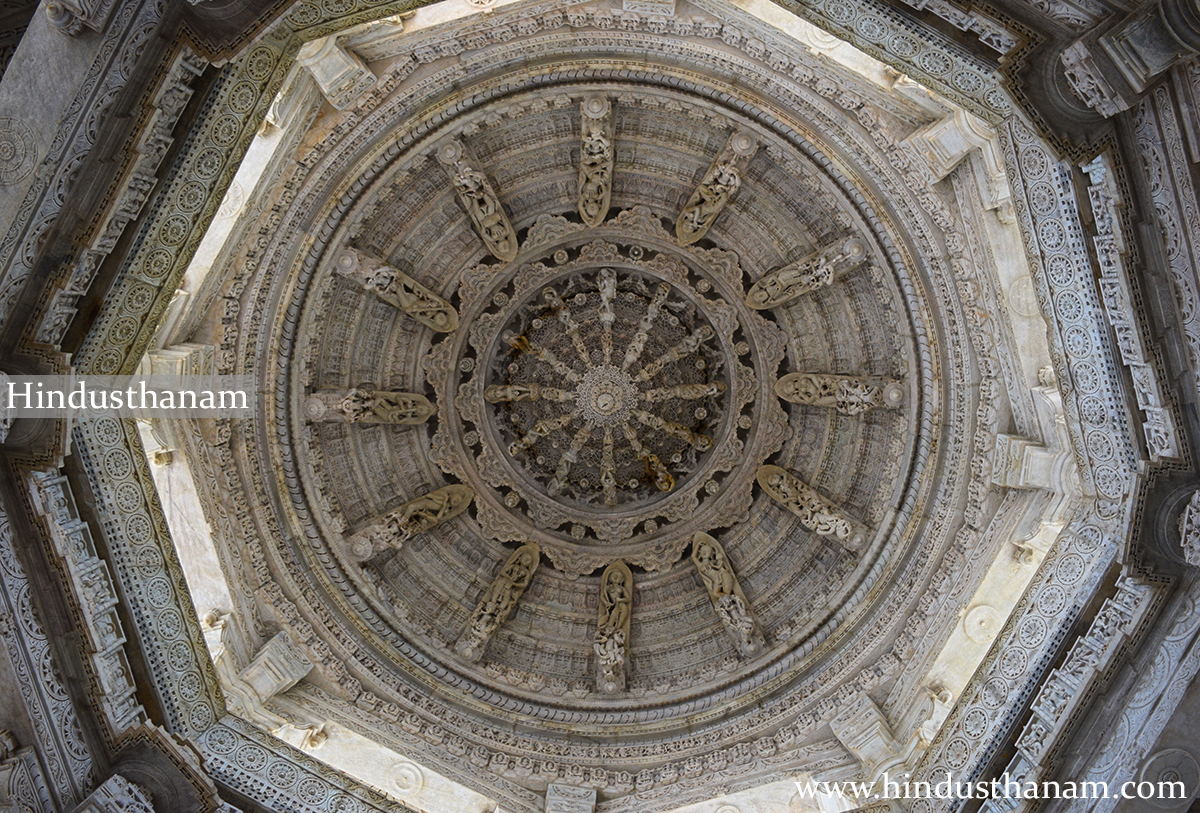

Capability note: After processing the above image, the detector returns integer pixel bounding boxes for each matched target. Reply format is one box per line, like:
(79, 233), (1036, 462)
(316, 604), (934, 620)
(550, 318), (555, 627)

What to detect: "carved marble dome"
(171, 0), (1060, 808)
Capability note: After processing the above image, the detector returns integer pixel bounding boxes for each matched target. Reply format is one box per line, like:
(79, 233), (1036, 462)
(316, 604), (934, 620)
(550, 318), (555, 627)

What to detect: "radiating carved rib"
(676, 129), (758, 245)
(641, 381), (726, 403)
(595, 560), (632, 694)
(578, 96), (614, 228)
(775, 374), (905, 415)
(349, 484), (474, 559)
(436, 139), (518, 262)
(633, 325), (715, 382)
(622, 282), (670, 371)
(508, 413), (578, 457)
(544, 287), (591, 366)
(631, 408), (711, 451)
(601, 426), (617, 506)
(691, 532), (764, 658)
(598, 267), (616, 365)
(550, 423), (595, 495)
(334, 247), (458, 332)
(484, 384), (574, 403)
(621, 423), (674, 491)
(745, 235), (867, 310)
(504, 331), (582, 383)
(456, 543), (540, 662)
(756, 465), (866, 548)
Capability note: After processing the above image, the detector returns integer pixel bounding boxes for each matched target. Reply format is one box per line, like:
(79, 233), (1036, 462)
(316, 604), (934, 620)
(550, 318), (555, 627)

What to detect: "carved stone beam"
(303, 388), (435, 425)
(456, 543), (541, 661)
(691, 532), (764, 658)
(436, 140), (519, 262)
(746, 235), (866, 309)
(756, 465), (867, 548)
(295, 36), (378, 111)
(775, 373), (905, 415)
(675, 129), (757, 245)
(348, 484), (474, 559)
(595, 560), (633, 693)
(578, 96), (615, 227)
(334, 246), (459, 332)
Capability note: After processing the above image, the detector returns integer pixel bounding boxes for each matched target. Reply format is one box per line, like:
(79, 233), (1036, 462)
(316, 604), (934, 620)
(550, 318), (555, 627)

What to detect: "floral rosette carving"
(427, 217), (786, 575)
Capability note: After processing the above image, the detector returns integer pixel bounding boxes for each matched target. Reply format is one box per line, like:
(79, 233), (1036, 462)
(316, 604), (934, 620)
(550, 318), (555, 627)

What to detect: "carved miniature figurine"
(595, 561), (633, 693)
(578, 96), (614, 227)
(691, 532), (763, 657)
(676, 130), (757, 245)
(457, 543), (540, 661)
(436, 140), (518, 262)
(349, 484), (474, 558)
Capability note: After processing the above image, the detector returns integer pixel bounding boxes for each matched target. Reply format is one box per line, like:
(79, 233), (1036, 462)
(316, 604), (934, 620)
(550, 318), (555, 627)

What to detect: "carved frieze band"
(595, 560), (632, 693)
(578, 96), (614, 228)
(436, 139), (518, 262)
(348, 485), (474, 559)
(775, 373), (904, 414)
(456, 543), (540, 662)
(334, 247), (458, 332)
(756, 465), (866, 547)
(691, 533), (763, 658)
(675, 129), (757, 245)
(303, 389), (434, 424)
(745, 236), (866, 309)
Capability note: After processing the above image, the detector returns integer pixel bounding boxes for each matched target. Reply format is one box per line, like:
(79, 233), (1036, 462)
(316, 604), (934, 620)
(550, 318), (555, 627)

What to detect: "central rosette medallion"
(484, 269), (726, 508)
(426, 221), (788, 574)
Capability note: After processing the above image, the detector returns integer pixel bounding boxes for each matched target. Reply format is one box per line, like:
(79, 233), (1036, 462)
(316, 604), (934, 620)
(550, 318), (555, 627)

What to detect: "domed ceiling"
(183, 0), (1051, 808)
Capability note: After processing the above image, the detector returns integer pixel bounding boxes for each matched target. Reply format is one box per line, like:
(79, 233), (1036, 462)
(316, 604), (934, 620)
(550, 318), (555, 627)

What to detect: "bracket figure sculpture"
(437, 139), (518, 262)
(349, 484), (474, 559)
(675, 129), (758, 245)
(334, 246), (458, 332)
(304, 388), (435, 424)
(745, 235), (867, 309)
(757, 465), (866, 548)
(456, 543), (540, 661)
(691, 532), (764, 658)
(595, 560), (633, 693)
(578, 96), (615, 227)
(775, 374), (905, 415)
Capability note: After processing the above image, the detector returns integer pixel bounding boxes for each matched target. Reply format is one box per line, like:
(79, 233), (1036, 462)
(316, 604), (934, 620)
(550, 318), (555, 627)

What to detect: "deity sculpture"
(745, 236), (866, 309)
(456, 543), (540, 661)
(774, 373), (904, 415)
(349, 484), (474, 558)
(578, 96), (614, 227)
(334, 247), (458, 332)
(437, 140), (518, 262)
(756, 465), (865, 548)
(595, 560), (633, 693)
(676, 129), (757, 245)
(691, 532), (763, 657)
(336, 388), (436, 424)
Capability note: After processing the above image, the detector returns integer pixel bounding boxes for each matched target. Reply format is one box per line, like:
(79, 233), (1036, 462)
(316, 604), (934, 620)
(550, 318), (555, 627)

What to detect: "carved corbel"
(436, 140), (519, 262)
(675, 129), (757, 245)
(349, 484), (474, 559)
(757, 465), (867, 548)
(334, 247), (458, 332)
(456, 543), (541, 661)
(295, 36), (378, 110)
(578, 96), (615, 227)
(595, 561), (632, 693)
(745, 235), (867, 309)
(691, 533), (764, 658)
(546, 783), (597, 813)
(303, 388), (435, 425)
(223, 631), (313, 726)
(775, 373), (905, 415)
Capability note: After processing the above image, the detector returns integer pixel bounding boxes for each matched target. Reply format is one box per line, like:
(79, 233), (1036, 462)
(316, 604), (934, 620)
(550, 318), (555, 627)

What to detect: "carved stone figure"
(437, 140), (518, 262)
(757, 465), (865, 547)
(595, 561), (632, 693)
(1178, 488), (1200, 566)
(775, 373), (904, 415)
(334, 247), (459, 332)
(578, 96), (614, 227)
(338, 389), (435, 424)
(691, 532), (763, 657)
(745, 236), (866, 309)
(456, 543), (540, 661)
(350, 485), (474, 558)
(675, 130), (757, 245)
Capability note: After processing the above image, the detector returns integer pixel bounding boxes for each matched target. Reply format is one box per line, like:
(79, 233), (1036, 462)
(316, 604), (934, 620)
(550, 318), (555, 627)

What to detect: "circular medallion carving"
(0, 117), (36, 185)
